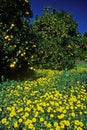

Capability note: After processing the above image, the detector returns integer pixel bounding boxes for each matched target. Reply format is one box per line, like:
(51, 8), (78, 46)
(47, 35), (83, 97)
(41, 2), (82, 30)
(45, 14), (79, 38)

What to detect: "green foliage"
(78, 32), (87, 61)
(32, 10), (81, 70)
(0, 0), (32, 25)
(72, 32), (87, 61)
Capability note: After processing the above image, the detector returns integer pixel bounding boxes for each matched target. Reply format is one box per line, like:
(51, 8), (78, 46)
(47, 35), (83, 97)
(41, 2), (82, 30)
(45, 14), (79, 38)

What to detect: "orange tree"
(32, 9), (82, 70)
(0, 0), (36, 80)
(74, 32), (87, 61)
(80, 32), (87, 61)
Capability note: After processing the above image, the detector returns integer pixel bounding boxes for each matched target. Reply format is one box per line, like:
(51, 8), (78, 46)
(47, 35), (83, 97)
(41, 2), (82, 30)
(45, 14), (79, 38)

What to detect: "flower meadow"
(0, 67), (87, 130)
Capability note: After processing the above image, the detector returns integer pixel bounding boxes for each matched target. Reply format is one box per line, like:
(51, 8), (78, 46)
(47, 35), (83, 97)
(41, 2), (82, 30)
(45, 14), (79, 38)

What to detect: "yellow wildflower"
(6, 107), (11, 111)
(1, 118), (7, 124)
(18, 118), (23, 123)
(54, 122), (58, 127)
(60, 123), (65, 129)
(77, 127), (83, 130)
(74, 120), (80, 125)
(44, 121), (47, 125)
(59, 107), (64, 112)
(24, 112), (29, 117)
(35, 111), (38, 117)
(14, 121), (18, 128)
(79, 121), (83, 127)
(79, 111), (82, 115)
(47, 123), (51, 128)
(17, 108), (23, 113)
(55, 126), (60, 130)
(25, 107), (31, 112)
(71, 112), (75, 117)
(25, 119), (32, 126)
(58, 114), (65, 119)
(50, 114), (54, 118)
(28, 123), (34, 129)
(47, 107), (52, 112)
(10, 110), (16, 117)
(40, 117), (44, 122)
(27, 100), (31, 105)
(32, 118), (36, 122)
(63, 120), (70, 126)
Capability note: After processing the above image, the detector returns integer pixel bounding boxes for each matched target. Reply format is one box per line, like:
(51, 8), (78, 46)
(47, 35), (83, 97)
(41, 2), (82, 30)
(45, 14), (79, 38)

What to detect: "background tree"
(79, 32), (87, 61)
(32, 9), (81, 70)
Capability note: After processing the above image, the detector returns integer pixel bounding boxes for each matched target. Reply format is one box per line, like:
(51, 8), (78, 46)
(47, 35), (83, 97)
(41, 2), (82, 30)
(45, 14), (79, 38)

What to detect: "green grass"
(75, 60), (87, 68)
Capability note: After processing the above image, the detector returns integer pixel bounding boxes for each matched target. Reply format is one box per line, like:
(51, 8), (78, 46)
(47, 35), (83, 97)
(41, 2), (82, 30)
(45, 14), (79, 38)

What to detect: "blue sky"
(31, 0), (87, 34)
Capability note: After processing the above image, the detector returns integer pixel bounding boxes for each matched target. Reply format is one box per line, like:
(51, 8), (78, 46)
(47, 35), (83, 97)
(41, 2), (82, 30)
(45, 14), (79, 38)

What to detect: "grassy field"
(0, 61), (87, 130)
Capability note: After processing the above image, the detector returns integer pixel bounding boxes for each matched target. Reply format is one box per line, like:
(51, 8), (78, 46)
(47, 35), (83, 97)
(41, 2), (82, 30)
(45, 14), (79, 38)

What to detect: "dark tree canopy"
(0, 0), (32, 25)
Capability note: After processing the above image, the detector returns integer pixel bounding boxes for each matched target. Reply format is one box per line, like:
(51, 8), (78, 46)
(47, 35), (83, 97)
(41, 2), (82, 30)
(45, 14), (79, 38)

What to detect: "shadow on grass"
(5, 68), (36, 81)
